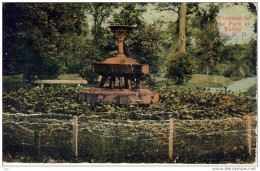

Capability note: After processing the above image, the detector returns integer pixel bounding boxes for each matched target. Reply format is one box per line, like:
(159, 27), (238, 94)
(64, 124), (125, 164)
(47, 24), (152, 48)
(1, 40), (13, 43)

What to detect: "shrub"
(166, 53), (197, 84)
(223, 64), (253, 78)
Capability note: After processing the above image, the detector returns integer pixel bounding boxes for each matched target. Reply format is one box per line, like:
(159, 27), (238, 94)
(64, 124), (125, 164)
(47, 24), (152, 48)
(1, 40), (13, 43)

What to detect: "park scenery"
(2, 2), (257, 164)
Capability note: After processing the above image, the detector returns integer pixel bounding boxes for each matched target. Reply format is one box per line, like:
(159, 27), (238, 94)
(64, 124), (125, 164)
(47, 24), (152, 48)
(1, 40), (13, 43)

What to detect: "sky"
(142, 3), (178, 24)
(217, 3), (257, 44)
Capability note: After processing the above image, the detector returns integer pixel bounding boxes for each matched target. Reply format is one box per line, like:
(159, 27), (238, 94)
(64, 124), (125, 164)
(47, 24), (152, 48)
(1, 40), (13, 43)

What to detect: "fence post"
(169, 118), (174, 160)
(38, 133), (41, 161)
(245, 115), (252, 157)
(34, 131), (40, 161)
(73, 116), (78, 157)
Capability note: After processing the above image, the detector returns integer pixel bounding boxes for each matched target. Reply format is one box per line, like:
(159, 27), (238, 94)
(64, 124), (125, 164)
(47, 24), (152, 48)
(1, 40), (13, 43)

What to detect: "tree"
(126, 23), (163, 74)
(156, 2), (200, 77)
(109, 3), (162, 74)
(86, 3), (116, 41)
(178, 3), (187, 53)
(3, 3), (87, 80)
(219, 39), (256, 77)
(156, 3), (199, 51)
(110, 3), (147, 26)
(163, 3), (197, 84)
(191, 4), (222, 75)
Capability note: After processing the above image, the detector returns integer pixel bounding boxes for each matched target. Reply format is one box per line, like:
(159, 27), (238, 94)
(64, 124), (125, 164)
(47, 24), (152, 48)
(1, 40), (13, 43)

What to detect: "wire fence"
(2, 113), (257, 163)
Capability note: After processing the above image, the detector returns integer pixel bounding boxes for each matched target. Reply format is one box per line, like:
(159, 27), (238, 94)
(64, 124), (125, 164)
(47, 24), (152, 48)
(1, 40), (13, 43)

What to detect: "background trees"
(190, 4), (222, 75)
(3, 2), (257, 83)
(3, 3), (87, 80)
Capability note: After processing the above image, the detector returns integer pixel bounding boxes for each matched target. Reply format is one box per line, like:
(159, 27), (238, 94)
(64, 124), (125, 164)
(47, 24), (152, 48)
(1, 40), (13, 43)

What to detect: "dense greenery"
(3, 3), (88, 80)
(3, 3), (257, 84)
(3, 85), (256, 120)
(166, 53), (196, 84)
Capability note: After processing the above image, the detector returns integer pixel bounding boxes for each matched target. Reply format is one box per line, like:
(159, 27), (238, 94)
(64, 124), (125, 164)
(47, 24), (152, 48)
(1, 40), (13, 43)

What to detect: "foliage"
(86, 3), (117, 41)
(159, 89), (256, 119)
(219, 39), (257, 77)
(3, 2), (257, 84)
(2, 83), (257, 163)
(241, 84), (257, 99)
(79, 3), (120, 82)
(3, 75), (33, 93)
(126, 23), (163, 74)
(156, 3), (199, 17)
(189, 4), (222, 75)
(156, 3), (200, 71)
(110, 3), (147, 26)
(166, 53), (196, 84)
(187, 3), (256, 77)
(3, 3), (88, 80)
(194, 23), (222, 75)
(108, 3), (162, 74)
(3, 85), (256, 120)
(76, 35), (116, 83)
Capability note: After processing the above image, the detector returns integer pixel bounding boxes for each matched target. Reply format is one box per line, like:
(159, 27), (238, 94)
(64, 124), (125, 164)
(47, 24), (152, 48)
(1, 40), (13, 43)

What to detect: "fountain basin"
(80, 88), (159, 104)
(93, 63), (149, 75)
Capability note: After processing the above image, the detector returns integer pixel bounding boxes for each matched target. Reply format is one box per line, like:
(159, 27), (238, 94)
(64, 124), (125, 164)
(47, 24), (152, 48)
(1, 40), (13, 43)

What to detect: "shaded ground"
(155, 74), (234, 88)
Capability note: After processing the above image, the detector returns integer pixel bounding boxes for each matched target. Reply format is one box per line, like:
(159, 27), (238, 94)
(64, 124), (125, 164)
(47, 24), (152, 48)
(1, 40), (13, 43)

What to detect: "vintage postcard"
(2, 2), (257, 168)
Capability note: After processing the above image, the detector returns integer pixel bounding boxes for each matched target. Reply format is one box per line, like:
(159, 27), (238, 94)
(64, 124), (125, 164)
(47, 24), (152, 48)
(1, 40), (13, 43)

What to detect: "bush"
(223, 64), (253, 78)
(79, 65), (99, 84)
(166, 53), (197, 84)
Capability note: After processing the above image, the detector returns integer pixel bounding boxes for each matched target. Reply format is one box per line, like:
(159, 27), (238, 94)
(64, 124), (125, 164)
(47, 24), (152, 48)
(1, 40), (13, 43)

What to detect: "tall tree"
(156, 3), (199, 45)
(86, 3), (116, 41)
(192, 4), (222, 75)
(178, 3), (187, 53)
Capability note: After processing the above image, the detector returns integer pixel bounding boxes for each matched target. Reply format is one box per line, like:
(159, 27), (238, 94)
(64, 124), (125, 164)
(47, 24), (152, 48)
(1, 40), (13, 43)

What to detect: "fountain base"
(79, 88), (159, 104)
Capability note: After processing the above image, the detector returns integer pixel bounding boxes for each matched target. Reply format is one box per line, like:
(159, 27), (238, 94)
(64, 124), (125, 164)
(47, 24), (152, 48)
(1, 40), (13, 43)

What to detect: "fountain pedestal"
(79, 25), (159, 104)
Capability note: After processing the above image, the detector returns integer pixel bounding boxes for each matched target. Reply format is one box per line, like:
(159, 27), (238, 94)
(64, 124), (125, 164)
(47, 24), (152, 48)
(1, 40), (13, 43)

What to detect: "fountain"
(79, 25), (159, 104)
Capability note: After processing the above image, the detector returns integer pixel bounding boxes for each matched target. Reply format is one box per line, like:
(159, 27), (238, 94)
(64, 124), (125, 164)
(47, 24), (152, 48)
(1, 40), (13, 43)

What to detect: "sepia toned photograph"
(2, 2), (257, 166)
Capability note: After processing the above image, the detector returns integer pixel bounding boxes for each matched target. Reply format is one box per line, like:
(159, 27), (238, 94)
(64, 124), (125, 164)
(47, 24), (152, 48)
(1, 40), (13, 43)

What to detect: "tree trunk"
(178, 3), (187, 53)
(206, 65), (209, 75)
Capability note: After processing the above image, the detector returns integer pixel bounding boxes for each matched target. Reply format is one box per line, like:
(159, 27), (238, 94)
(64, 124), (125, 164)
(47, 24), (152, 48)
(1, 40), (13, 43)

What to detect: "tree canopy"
(3, 2), (257, 83)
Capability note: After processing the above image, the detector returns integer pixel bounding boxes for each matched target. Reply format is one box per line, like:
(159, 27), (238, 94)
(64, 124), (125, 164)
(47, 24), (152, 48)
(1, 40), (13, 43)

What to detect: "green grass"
(153, 74), (234, 92)
(187, 74), (234, 88)
(241, 83), (257, 98)
(2, 75), (32, 92)
(3, 74), (23, 82)
(2, 74), (241, 95)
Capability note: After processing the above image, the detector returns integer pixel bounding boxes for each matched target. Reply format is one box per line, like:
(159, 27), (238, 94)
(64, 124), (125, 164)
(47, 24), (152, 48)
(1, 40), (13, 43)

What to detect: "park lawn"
(241, 83), (257, 97)
(189, 74), (234, 88)
(154, 74), (234, 92)
(2, 74), (30, 92)
(3, 73), (237, 93)
(3, 74), (23, 82)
